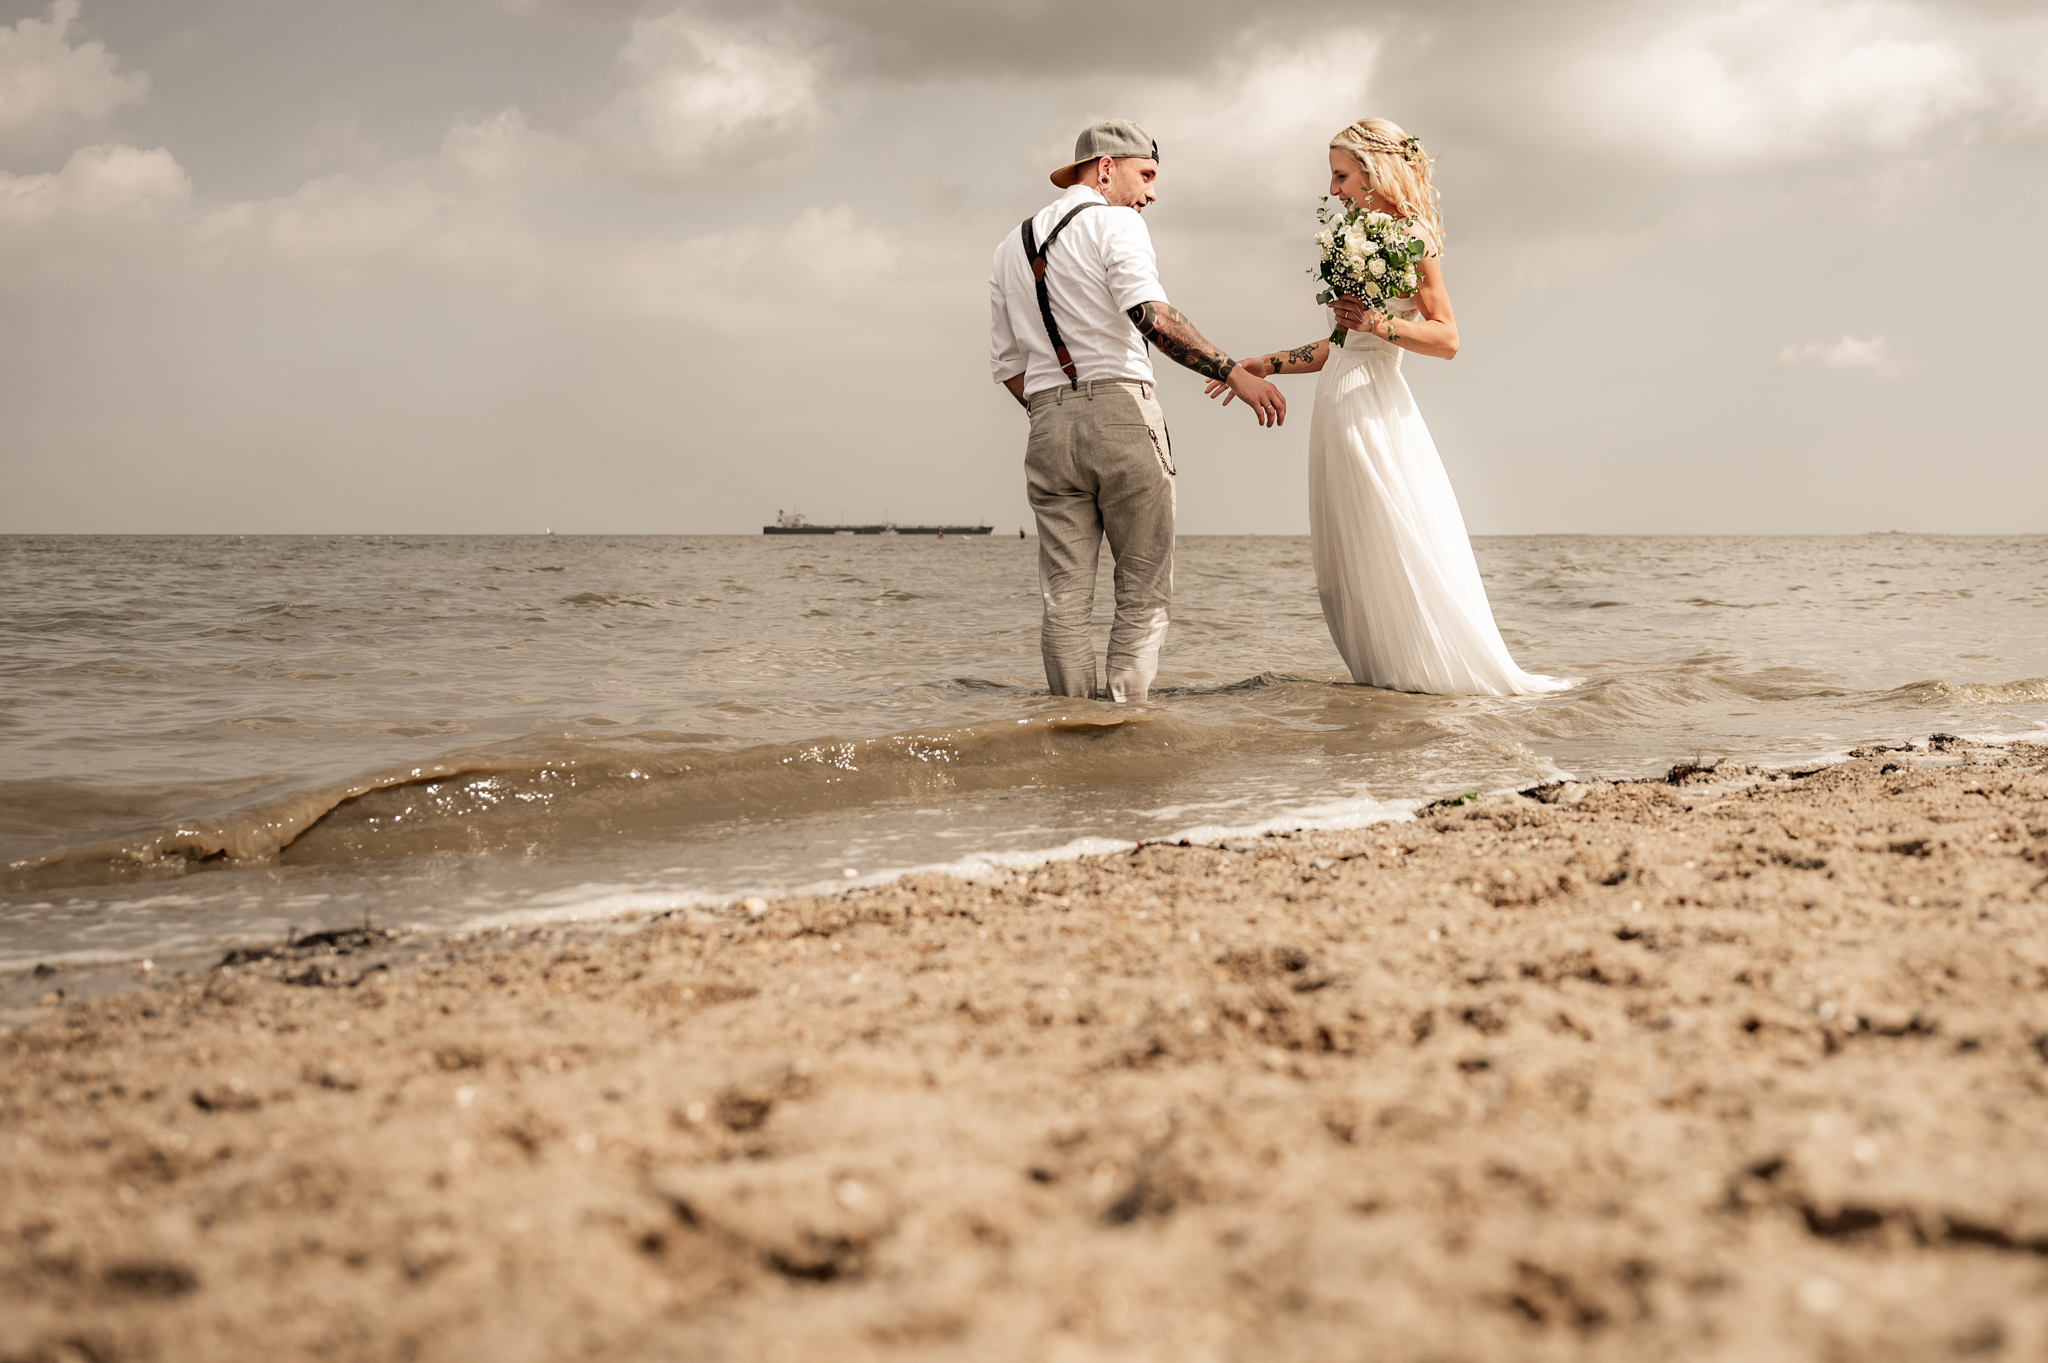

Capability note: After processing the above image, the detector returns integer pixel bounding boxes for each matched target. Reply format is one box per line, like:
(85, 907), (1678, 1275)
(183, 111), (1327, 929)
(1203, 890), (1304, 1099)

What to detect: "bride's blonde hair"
(1330, 118), (1443, 255)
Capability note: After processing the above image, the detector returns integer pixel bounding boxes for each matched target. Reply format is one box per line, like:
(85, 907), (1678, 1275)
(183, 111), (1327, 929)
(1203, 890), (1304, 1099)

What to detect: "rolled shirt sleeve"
(1099, 212), (1167, 315)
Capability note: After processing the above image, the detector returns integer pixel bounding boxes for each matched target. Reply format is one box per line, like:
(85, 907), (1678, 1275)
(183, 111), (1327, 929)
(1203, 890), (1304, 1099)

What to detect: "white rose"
(1368, 257), (1387, 277)
(1365, 280), (1384, 299)
(1366, 211), (1392, 225)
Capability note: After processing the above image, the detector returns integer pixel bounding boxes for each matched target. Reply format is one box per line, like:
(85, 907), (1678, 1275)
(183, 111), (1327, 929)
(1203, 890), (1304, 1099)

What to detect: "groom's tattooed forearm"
(1127, 302), (1237, 382)
(1263, 343), (1319, 373)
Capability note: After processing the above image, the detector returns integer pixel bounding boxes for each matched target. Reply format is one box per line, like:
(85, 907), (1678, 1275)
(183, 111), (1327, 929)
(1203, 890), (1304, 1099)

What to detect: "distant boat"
(764, 511), (993, 537)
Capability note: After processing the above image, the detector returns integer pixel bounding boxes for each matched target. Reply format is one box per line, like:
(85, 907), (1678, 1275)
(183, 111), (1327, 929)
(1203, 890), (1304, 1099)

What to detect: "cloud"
(0, 141), (188, 231)
(1550, 1), (2044, 165)
(602, 202), (947, 331)
(1128, 29), (1382, 226)
(187, 101), (938, 335)
(0, 0), (148, 155)
(583, 13), (818, 184)
(193, 113), (573, 280)
(1776, 333), (1908, 376)
(631, 0), (1366, 78)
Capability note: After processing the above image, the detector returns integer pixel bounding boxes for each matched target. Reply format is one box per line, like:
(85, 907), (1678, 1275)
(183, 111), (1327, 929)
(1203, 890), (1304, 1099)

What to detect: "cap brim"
(1049, 159), (1089, 189)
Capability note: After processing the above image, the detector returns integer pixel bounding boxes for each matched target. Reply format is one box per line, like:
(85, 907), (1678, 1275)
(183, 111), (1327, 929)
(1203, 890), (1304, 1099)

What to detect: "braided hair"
(1329, 118), (1444, 256)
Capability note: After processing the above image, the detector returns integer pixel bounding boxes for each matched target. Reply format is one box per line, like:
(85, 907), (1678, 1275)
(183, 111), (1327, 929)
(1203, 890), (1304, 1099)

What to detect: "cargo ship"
(764, 511), (993, 536)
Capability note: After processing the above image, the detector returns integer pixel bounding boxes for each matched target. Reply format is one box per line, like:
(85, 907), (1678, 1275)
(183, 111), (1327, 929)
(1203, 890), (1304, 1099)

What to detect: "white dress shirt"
(989, 185), (1167, 397)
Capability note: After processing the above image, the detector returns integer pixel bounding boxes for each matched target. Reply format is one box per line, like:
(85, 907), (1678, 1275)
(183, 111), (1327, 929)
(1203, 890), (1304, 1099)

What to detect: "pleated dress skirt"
(1306, 327), (1569, 697)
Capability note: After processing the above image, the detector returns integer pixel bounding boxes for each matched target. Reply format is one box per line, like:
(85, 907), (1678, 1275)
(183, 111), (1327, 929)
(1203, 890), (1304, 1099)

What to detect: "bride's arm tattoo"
(1127, 301), (1237, 382)
(1262, 343), (1319, 373)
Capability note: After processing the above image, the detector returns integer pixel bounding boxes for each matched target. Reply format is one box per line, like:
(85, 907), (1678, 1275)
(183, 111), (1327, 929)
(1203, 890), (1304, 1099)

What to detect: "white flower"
(1368, 257), (1387, 277)
(1365, 280), (1383, 299)
(1366, 211), (1392, 225)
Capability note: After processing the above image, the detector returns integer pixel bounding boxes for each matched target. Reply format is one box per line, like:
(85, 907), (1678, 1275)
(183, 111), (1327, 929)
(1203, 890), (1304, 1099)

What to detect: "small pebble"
(743, 897), (768, 918)
(1798, 1276), (1842, 1315)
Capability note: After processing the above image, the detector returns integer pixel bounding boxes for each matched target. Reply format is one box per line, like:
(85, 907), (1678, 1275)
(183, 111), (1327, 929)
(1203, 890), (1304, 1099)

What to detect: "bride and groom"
(988, 118), (1567, 702)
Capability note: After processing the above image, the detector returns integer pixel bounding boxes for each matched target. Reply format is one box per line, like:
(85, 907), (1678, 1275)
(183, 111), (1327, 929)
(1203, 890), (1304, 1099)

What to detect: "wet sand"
(5, 736), (2047, 1362)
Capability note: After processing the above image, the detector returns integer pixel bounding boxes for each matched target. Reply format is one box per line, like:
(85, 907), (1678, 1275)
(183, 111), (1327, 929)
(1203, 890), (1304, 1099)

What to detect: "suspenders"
(1019, 202), (1105, 390)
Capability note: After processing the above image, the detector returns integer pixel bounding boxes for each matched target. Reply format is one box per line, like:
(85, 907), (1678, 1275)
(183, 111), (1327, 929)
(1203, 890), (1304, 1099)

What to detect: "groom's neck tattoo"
(1127, 301), (1237, 383)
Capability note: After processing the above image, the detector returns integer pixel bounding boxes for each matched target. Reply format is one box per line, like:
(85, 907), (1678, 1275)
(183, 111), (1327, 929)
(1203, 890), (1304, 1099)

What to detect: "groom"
(990, 120), (1286, 704)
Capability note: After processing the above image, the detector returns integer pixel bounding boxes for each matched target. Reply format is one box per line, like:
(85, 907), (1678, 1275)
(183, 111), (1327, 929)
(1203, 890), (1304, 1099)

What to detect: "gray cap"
(1050, 119), (1159, 188)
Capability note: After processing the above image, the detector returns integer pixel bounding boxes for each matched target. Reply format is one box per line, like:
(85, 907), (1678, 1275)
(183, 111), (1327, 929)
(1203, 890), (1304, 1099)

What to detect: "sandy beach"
(5, 735), (2047, 1362)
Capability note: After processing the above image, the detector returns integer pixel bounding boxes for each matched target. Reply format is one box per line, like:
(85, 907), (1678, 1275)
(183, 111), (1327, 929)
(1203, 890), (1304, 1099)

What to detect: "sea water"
(3, 533), (2044, 968)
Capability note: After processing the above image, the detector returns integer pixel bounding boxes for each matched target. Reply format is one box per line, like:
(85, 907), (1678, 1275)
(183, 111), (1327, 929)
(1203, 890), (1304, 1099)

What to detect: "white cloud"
(1776, 333), (1907, 376)
(193, 109), (583, 278)
(603, 202), (941, 331)
(187, 106), (938, 337)
(1136, 29), (1382, 223)
(0, 0), (148, 152)
(1561, 1), (2036, 165)
(584, 13), (818, 185)
(441, 106), (583, 187)
(0, 141), (188, 232)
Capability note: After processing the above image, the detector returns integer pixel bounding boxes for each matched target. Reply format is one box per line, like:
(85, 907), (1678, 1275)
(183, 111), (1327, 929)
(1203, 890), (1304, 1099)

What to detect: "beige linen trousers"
(1024, 377), (1177, 703)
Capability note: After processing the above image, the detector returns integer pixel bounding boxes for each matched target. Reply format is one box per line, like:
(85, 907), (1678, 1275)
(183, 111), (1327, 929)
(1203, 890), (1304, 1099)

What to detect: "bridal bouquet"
(1312, 197), (1427, 344)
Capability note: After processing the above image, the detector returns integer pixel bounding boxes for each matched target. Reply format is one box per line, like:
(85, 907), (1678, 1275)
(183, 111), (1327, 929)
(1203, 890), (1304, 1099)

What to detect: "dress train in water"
(1307, 306), (1568, 696)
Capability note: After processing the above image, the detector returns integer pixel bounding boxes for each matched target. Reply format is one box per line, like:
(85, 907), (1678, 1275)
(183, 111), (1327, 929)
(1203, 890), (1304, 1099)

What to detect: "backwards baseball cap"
(1049, 120), (1159, 188)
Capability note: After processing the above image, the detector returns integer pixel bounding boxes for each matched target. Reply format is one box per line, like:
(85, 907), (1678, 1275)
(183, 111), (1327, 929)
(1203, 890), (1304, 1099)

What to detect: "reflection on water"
(2, 532), (2045, 965)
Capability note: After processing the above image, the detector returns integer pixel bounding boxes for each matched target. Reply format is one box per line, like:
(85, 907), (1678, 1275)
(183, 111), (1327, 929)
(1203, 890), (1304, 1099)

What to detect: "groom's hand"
(1223, 366), (1285, 427)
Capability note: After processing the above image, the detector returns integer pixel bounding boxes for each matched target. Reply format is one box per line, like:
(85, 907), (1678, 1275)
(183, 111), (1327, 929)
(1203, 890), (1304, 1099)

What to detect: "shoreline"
(5, 736), (2047, 1360)
(9, 726), (2033, 992)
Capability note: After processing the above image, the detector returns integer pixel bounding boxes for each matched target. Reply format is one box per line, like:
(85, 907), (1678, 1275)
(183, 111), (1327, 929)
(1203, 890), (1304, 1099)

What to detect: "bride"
(1209, 118), (1567, 697)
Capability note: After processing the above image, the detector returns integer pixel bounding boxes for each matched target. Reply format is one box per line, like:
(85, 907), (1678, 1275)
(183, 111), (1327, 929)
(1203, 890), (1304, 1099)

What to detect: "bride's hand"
(1331, 297), (1366, 332)
(1205, 355), (1267, 405)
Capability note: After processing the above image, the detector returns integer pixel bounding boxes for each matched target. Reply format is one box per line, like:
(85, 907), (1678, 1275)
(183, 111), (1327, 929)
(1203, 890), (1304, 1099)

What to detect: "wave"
(12, 664), (2043, 900)
(0, 708), (1249, 895)
(1885, 677), (2048, 706)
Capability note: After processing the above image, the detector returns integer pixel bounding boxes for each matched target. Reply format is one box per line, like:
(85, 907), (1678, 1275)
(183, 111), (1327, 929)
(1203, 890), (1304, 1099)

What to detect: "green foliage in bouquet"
(1312, 197), (1429, 344)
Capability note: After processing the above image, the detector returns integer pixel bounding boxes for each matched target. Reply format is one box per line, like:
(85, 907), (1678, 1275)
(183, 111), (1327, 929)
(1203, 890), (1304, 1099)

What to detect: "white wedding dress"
(1308, 299), (1568, 696)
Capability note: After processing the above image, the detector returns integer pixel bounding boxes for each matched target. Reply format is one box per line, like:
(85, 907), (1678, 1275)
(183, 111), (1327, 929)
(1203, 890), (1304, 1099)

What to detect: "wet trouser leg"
(1024, 379), (1177, 702)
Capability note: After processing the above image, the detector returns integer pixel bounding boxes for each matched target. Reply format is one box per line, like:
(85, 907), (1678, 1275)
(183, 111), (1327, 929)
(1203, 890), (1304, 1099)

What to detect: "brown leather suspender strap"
(1019, 202), (1104, 390)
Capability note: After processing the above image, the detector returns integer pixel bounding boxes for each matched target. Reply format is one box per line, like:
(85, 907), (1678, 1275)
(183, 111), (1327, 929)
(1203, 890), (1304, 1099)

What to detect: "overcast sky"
(2, 0), (2043, 535)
